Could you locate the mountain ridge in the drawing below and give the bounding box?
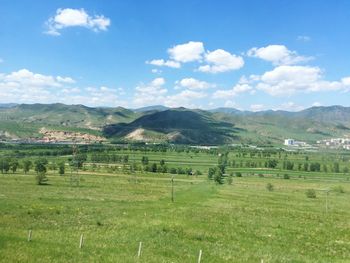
[0,103,349,144]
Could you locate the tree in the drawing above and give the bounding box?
[10,159,19,174]
[141,156,149,165]
[227,175,233,185]
[34,158,48,185]
[0,158,10,174]
[23,160,32,174]
[213,168,223,184]
[208,167,215,179]
[333,162,340,173]
[58,162,65,176]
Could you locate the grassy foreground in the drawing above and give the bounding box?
[0,172,349,262]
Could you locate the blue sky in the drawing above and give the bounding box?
[1,0,350,110]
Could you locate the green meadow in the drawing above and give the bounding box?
[1,166,349,262]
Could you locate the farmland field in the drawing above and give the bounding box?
[0,145,350,262]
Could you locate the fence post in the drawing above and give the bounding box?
[79,234,84,249]
[138,241,142,257]
[27,230,32,242]
[198,249,202,263]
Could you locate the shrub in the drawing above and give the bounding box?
[332,185,345,194]
[283,174,290,179]
[214,169,223,184]
[235,172,242,177]
[258,173,264,178]
[266,183,274,191]
[35,172,48,185]
[226,176,233,185]
[306,189,317,198]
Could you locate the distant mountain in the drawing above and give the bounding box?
[104,108,239,144]
[0,103,350,144]
[0,103,17,108]
[133,105,169,113]
[209,107,243,114]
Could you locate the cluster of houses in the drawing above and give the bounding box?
[317,137,350,150]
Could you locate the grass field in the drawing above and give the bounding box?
[1,170,349,262]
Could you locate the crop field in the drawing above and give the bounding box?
[0,145,350,262]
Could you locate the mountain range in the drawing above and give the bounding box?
[0,103,349,145]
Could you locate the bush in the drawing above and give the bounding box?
[332,185,345,194]
[258,173,264,178]
[283,174,290,179]
[306,189,317,198]
[266,183,274,191]
[235,172,242,177]
[226,176,233,185]
[35,172,48,185]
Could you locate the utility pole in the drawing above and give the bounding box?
[171,176,174,202]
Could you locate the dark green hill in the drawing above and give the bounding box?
[103,108,239,144]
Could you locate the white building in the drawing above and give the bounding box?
[284,139,295,146]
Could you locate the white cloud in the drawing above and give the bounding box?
[250,104,266,112]
[151,69,162,74]
[250,102,305,112]
[341,77,350,86]
[57,76,76,83]
[255,65,348,96]
[224,100,237,108]
[133,77,208,108]
[247,45,311,65]
[176,78,213,90]
[297,35,311,42]
[164,90,207,108]
[198,49,244,73]
[133,78,168,107]
[146,59,180,68]
[168,41,205,63]
[213,83,253,98]
[45,8,111,36]
[0,68,123,106]
[277,102,305,111]
[2,69,63,87]
[312,102,322,107]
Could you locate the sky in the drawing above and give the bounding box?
[1,0,350,111]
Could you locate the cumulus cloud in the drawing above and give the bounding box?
[247,45,311,65]
[168,41,205,63]
[250,104,266,112]
[250,102,305,112]
[198,49,244,73]
[146,59,180,68]
[133,78,168,107]
[164,90,207,108]
[45,8,111,36]
[0,68,122,106]
[176,78,213,90]
[213,84,253,98]
[132,77,208,108]
[255,65,349,96]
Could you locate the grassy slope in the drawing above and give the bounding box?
[0,171,349,262]
[0,104,138,138]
